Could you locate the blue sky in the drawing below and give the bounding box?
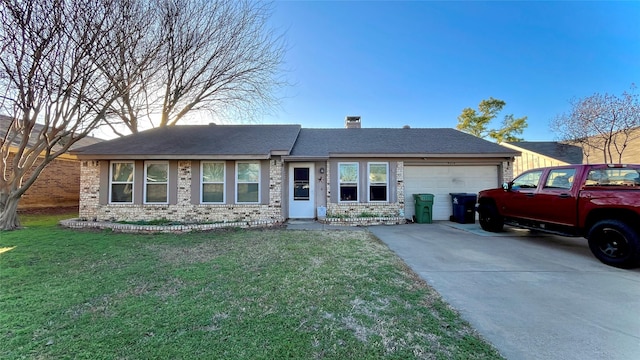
[263,1,640,141]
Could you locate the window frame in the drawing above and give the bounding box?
[143,161,169,204]
[338,162,359,203]
[367,162,389,202]
[109,161,135,204]
[235,161,261,204]
[201,161,226,204]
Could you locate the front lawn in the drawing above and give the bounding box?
[0,214,502,359]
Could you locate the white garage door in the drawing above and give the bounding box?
[404,165,499,221]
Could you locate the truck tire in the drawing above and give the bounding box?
[587,220,640,269]
[478,203,504,232]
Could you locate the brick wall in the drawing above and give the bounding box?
[502,160,515,182]
[324,161,405,225]
[79,159,285,226]
[7,153,80,209]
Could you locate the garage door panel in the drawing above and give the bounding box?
[404,165,499,221]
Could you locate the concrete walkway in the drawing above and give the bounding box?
[368,222,640,360]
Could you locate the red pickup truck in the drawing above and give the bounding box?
[476,164,640,268]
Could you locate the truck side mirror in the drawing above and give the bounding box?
[502,182,511,191]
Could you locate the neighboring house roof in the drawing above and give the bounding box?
[0,114,103,151]
[504,141,584,164]
[288,128,519,159]
[72,124,302,159]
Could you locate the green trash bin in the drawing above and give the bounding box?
[413,194,434,224]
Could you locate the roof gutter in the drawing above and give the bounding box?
[74,154,272,160]
[326,152,521,158]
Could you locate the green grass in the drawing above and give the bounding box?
[0,213,503,359]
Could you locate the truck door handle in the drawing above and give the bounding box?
[558,193,570,198]
[525,193,534,197]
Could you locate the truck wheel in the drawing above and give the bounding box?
[478,203,504,232]
[587,220,640,269]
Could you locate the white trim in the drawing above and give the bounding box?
[109,161,134,204]
[338,162,359,203]
[367,162,389,202]
[235,161,261,204]
[143,161,169,204]
[201,161,226,204]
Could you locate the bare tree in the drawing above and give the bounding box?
[0,0,122,230]
[0,0,287,229]
[94,0,164,136]
[103,0,287,135]
[551,85,640,164]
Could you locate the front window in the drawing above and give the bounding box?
[110,162,134,203]
[202,162,225,203]
[339,162,358,202]
[368,163,388,202]
[144,162,168,203]
[236,162,260,203]
[512,170,543,190]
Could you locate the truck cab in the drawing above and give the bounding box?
[477,164,640,268]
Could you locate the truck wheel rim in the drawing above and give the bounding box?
[597,227,629,259]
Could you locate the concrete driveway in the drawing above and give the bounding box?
[368,222,640,360]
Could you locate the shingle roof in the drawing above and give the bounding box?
[288,128,518,158]
[72,124,302,159]
[504,141,584,164]
[0,115,103,150]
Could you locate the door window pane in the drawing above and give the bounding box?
[545,169,576,189]
[512,170,543,190]
[293,167,310,200]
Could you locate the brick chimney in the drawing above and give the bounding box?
[345,116,361,129]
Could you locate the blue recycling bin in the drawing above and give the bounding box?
[449,193,477,224]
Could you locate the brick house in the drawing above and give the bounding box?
[71,117,518,226]
[0,115,102,210]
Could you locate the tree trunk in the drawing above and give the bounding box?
[0,195,21,231]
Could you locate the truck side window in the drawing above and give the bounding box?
[586,170,608,186]
[622,172,640,186]
[544,169,576,190]
[586,169,640,186]
[512,170,543,190]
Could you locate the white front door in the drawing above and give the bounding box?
[288,163,315,218]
